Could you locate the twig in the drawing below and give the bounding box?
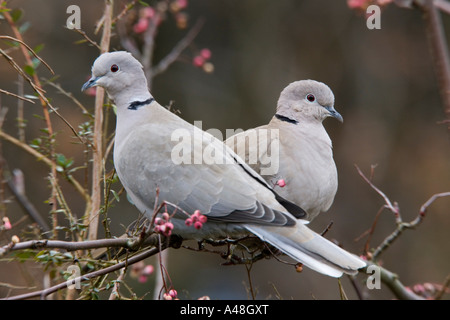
[354,164,398,214]
[150,18,205,78]
[372,191,450,260]
[73,29,101,50]
[0,88,35,104]
[0,233,162,257]
[0,35,55,75]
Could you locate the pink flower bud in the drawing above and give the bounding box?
[133,18,149,34]
[162,212,170,221]
[141,7,155,19]
[138,274,148,283]
[166,222,174,231]
[185,218,193,226]
[198,215,207,224]
[169,289,177,298]
[163,293,173,300]
[3,217,12,230]
[142,265,154,276]
[277,179,286,188]
[200,48,212,60]
[194,221,203,229]
[193,55,205,67]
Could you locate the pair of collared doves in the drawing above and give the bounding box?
[225,80,342,222]
[82,51,365,277]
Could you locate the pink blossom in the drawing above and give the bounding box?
[2,217,11,230]
[200,48,212,60]
[168,289,178,298]
[141,7,155,19]
[177,0,188,10]
[347,0,368,9]
[193,55,205,67]
[133,18,149,34]
[276,179,286,188]
[194,221,203,229]
[142,265,154,276]
[163,293,173,300]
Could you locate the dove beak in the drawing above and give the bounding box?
[324,106,343,123]
[81,76,101,92]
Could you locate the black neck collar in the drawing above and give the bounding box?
[275,113,298,125]
[128,98,155,110]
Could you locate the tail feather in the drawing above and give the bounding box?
[246,223,366,278]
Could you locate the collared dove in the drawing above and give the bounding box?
[226,80,342,222]
[82,51,365,277]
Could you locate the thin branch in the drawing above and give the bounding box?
[0,88,35,104]
[73,29,101,50]
[0,35,55,75]
[354,164,398,214]
[151,18,205,78]
[0,233,162,256]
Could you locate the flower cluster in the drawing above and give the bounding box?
[133,0,189,34]
[192,48,214,73]
[184,210,207,229]
[154,212,174,237]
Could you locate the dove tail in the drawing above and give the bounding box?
[246,223,366,278]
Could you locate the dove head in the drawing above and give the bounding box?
[276,80,343,123]
[82,51,152,105]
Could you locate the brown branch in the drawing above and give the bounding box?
[0,88,35,104]
[87,0,113,241]
[413,0,450,128]
[3,244,164,300]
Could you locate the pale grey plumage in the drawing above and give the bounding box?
[226,80,342,221]
[82,51,365,277]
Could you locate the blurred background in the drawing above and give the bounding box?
[0,0,449,299]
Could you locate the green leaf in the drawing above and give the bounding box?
[18,21,30,34]
[110,189,120,202]
[33,43,44,54]
[23,65,35,76]
[10,8,22,22]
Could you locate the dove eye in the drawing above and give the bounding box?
[306,94,315,102]
[111,64,119,72]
